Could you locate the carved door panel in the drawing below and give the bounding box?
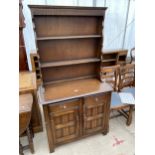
[48,99,80,144]
[83,94,106,135]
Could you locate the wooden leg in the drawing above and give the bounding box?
[29,121,34,138]
[19,140,24,155]
[31,91,43,133]
[102,129,108,135]
[126,105,133,126]
[26,127,35,154]
[102,124,109,135]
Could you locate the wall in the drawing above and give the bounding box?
[22,0,135,70]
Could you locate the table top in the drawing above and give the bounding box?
[19,93,33,113]
[19,71,37,94]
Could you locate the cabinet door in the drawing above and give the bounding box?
[48,99,80,144]
[83,94,107,135]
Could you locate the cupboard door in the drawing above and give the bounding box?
[83,94,106,135]
[48,99,80,144]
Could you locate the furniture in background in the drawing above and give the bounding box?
[100,64,135,126]
[119,63,135,96]
[19,93,34,155]
[119,63,135,125]
[30,53,42,86]
[101,49,128,67]
[19,72,43,133]
[19,0,28,71]
[19,2,43,132]
[29,5,113,153]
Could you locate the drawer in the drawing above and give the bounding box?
[84,93,107,107]
[48,99,81,113]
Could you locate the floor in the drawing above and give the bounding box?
[21,109,135,155]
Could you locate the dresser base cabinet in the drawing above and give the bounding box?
[43,92,111,153]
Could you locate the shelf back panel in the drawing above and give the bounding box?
[38,38,101,62]
[101,61,116,67]
[41,62,100,83]
[34,16,103,37]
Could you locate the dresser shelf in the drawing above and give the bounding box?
[101,59,116,62]
[41,58,100,68]
[37,35,102,41]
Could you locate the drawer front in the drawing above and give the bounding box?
[83,93,108,135]
[84,93,107,107]
[48,99,80,113]
[48,99,81,144]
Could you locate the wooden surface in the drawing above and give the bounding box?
[43,91,111,152]
[41,58,100,68]
[30,53,42,86]
[19,72,37,94]
[19,93,35,153]
[41,63,100,83]
[19,94,33,135]
[19,94,33,113]
[38,39,100,62]
[29,5,107,16]
[39,78,112,104]
[101,50,128,67]
[19,71,43,133]
[37,35,102,40]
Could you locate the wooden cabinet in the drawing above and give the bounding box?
[83,94,107,135]
[48,99,80,144]
[43,91,111,152]
[29,5,112,153]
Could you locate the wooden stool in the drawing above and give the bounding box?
[19,93,34,154]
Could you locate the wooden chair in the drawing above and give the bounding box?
[19,94,34,155]
[119,63,135,97]
[118,63,135,125]
[100,65,134,125]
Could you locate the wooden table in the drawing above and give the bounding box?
[19,94,33,135]
[19,93,34,154]
[19,71,43,133]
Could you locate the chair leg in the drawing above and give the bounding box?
[26,126,34,154]
[126,105,134,126]
[19,140,24,155]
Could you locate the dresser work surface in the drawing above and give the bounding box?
[39,78,112,104]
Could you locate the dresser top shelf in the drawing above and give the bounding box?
[39,78,112,104]
[29,5,107,16]
[29,5,107,10]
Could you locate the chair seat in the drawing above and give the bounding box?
[121,87,135,98]
[111,92,124,108]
